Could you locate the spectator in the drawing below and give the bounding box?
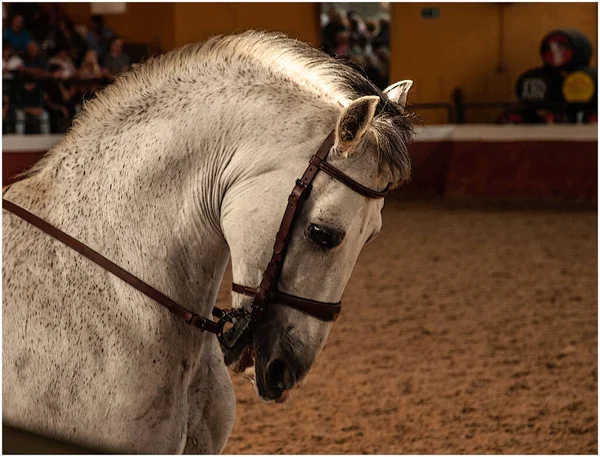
[22,40,48,77]
[347,10,367,42]
[3,85,12,133]
[13,80,50,134]
[85,14,113,58]
[365,18,379,38]
[48,47,76,79]
[322,7,348,55]
[373,15,391,49]
[3,14,31,53]
[78,49,108,96]
[333,28,351,55]
[8,3,41,30]
[34,3,66,45]
[371,47,390,88]
[55,15,87,66]
[45,63,77,132]
[3,41,24,73]
[320,7,391,89]
[102,36,130,76]
[348,34,368,61]
[320,12,329,28]
[79,49,107,79]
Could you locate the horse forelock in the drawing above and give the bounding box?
[27,31,412,183]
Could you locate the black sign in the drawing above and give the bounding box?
[421,7,440,19]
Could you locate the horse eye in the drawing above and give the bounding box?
[308,224,344,249]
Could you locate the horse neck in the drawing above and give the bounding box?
[25,77,337,317]
[26,116,237,317]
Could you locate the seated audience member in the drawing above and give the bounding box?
[333,28,351,55]
[48,47,76,79]
[78,49,108,98]
[31,3,60,44]
[3,14,31,53]
[348,33,369,60]
[22,40,49,77]
[373,15,391,49]
[3,92,12,133]
[365,18,379,38]
[78,49,108,79]
[102,36,130,76]
[347,10,367,45]
[45,63,77,132]
[8,3,40,31]
[371,47,390,89]
[55,15,87,66]
[3,41,24,74]
[320,12,329,28]
[85,14,113,58]
[322,7,348,55]
[13,80,50,134]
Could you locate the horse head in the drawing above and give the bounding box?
[221,79,414,402]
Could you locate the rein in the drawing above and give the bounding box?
[2,130,388,351]
[1,198,238,335]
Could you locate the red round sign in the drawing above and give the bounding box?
[542,34,573,67]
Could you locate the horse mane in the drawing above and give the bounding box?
[31,31,413,184]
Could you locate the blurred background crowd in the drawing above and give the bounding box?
[2,3,131,134]
[320,4,391,89]
[1,2,397,136]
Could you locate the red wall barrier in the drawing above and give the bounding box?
[3,126,597,205]
[3,152,47,186]
[446,141,597,201]
[398,141,453,198]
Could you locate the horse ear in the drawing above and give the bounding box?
[335,95,380,156]
[383,80,413,111]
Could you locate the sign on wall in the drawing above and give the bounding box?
[91,3,127,14]
[421,7,440,19]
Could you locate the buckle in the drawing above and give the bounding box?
[294,179,312,199]
[216,308,251,350]
[295,178,307,188]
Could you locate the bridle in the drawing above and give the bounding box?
[2,129,389,355]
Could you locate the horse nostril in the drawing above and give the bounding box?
[266,358,296,391]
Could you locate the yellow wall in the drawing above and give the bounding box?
[503,3,597,87]
[172,3,318,48]
[390,2,598,123]
[63,2,318,52]
[105,3,175,52]
[63,3,175,52]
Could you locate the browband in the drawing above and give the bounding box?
[309,155,390,199]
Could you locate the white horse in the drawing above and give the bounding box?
[3,31,413,454]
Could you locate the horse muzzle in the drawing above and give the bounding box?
[255,353,300,403]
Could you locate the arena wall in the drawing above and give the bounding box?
[3,126,597,206]
[403,125,597,207]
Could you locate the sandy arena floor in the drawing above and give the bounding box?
[217,200,597,454]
